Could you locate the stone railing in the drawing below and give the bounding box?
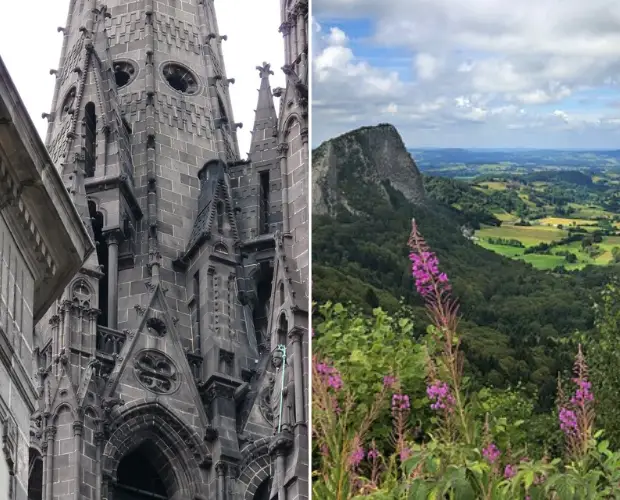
[96,326,127,356]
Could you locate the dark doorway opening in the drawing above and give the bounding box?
[115,444,169,499]
[253,478,272,500]
[27,448,43,500]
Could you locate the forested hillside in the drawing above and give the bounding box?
[312,124,617,405]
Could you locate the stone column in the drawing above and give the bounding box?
[41,440,48,498]
[73,420,83,500]
[269,435,293,500]
[95,432,104,500]
[296,9,304,61]
[105,231,119,329]
[277,143,290,234]
[45,426,56,500]
[280,22,292,65]
[215,462,227,500]
[290,328,305,424]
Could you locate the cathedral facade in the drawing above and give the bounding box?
[24,0,309,499]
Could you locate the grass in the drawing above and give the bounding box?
[494,211,519,222]
[477,224,566,246]
[568,203,615,219]
[477,181,508,191]
[475,222,620,270]
[537,217,597,227]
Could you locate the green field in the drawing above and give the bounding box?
[475,221,620,270]
[476,225,566,246]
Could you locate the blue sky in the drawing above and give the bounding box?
[312,0,620,149]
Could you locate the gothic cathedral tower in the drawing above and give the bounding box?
[29,0,309,499]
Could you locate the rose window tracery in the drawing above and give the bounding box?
[133,350,179,394]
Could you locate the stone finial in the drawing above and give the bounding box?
[256,62,274,79]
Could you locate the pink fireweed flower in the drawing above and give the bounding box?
[426,380,455,412]
[327,373,343,390]
[391,394,410,411]
[504,464,516,479]
[482,443,500,464]
[409,251,450,298]
[408,220,451,299]
[367,448,379,461]
[315,361,343,392]
[350,446,365,468]
[559,407,578,435]
[383,375,397,388]
[330,395,342,415]
[399,447,411,461]
[570,378,594,405]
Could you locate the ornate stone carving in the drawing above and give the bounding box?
[133,349,179,394]
[258,376,276,425]
[146,316,167,336]
[256,62,274,79]
[268,431,293,456]
[204,425,218,442]
[2,414,18,472]
[72,279,92,307]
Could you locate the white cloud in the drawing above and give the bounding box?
[415,53,441,81]
[0,1,284,156]
[312,0,620,147]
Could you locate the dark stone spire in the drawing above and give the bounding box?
[249,62,278,163]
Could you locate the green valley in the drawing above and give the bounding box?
[423,164,620,271]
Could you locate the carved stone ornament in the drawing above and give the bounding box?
[258,376,276,426]
[2,414,18,472]
[133,349,179,394]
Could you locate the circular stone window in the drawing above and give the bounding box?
[133,349,180,394]
[162,63,199,95]
[113,61,137,89]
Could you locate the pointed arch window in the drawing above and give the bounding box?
[27,448,43,500]
[216,201,224,233]
[253,478,272,500]
[84,102,97,178]
[278,313,288,347]
[116,444,169,499]
[279,282,285,306]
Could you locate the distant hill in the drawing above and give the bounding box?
[313,124,616,405]
[408,148,620,178]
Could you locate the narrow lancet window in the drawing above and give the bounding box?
[84,102,97,178]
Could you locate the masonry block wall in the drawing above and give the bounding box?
[0,215,35,500]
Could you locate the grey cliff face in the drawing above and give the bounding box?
[312,123,425,216]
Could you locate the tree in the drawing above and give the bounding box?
[365,287,380,308]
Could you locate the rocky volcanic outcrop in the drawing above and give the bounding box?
[312,123,425,216]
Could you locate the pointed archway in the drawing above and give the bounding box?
[114,441,170,499]
[253,478,271,500]
[102,401,209,500]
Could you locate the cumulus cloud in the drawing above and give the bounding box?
[312,0,620,148]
